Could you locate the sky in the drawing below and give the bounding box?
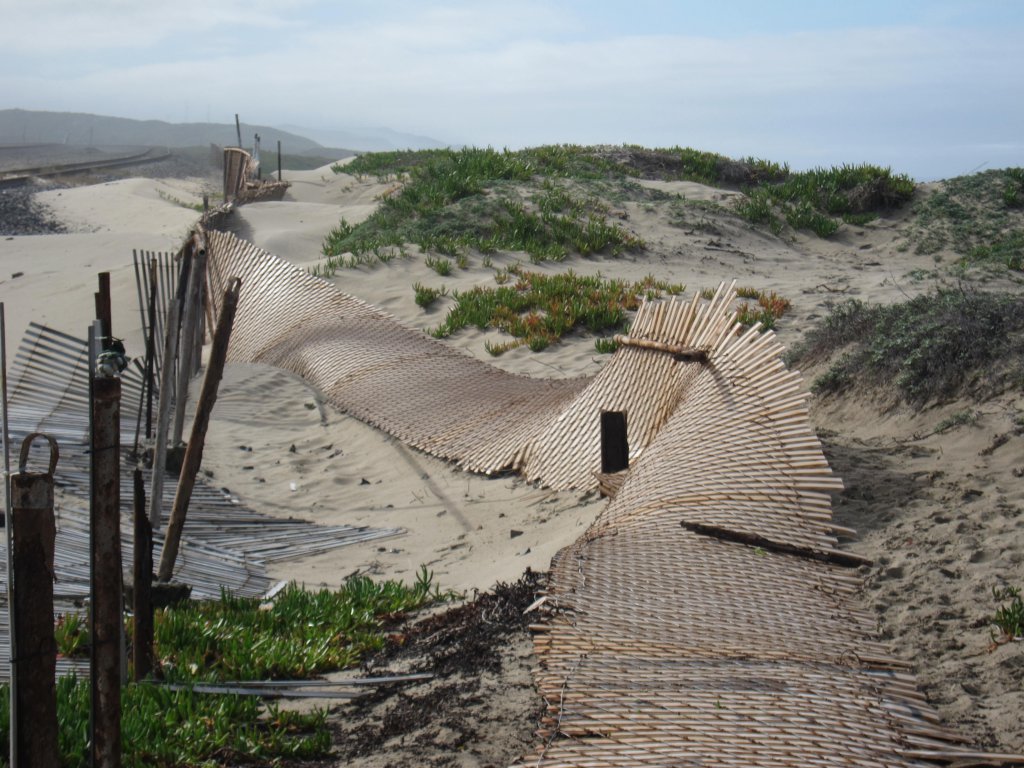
[1,0,1021,180]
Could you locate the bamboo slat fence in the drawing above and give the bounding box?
[200,228,1021,766]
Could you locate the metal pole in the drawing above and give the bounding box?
[90,367,122,768]
[2,303,18,768]
[235,113,242,148]
[158,277,241,582]
[11,433,60,768]
[277,140,282,181]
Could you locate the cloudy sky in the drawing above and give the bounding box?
[1,0,1021,180]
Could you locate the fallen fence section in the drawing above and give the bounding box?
[206,229,588,479]
[0,322,402,681]
[514,299,1018,764]
[201,229,1020,765]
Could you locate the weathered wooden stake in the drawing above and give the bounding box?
[132,469,153,681]
[149,245,192,531]
[90,375,122,768]
[172,237,207,447]
[11,433,60,768]
[95,272,112,345]
[158,277,241,582]
[144,258,158,439]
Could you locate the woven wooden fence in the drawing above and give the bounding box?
[202,228,1020,766]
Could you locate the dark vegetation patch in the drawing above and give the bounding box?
[906,168,1024,270]
[0,186,66,235]
[790,288,1024,405]
[331,571,546,767]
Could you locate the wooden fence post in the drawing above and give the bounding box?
[158,277,241,582]
[172,238,207,447]
[149,244,193,531]
[10,433,60,768]
[132,469,153,680]
[90,374,122,768]
[95,272,111,345]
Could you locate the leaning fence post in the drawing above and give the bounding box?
[90,366,122,768]
[10,433,60,768]
[158,277,241,582]
[172,236,207,447]
[149,245,191,531]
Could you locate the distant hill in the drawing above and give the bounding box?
[0,109,448,156]
[279,124,448,153]
[0,109,327,153]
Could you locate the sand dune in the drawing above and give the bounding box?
[1,160,1021,756]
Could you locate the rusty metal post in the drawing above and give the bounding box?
[90,373,122,768]
[10,435,60,768]
[1,303,14,768]
[132,468,153,680]
[158,277,241,582]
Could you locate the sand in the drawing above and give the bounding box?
[1,161,1021,756]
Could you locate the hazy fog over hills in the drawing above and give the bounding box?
[0,109,448,154]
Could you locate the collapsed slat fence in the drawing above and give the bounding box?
[201,229,1020,766]
[0,321,403,681]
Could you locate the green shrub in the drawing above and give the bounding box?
[793,289,1024,404]
[906,169,1024,270]
[413,282,448,308]
[735,163,914,239]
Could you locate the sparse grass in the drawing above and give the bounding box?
[697,286,791,330]
[991,585,1023,642]
[792,288,1024,404]
[734,290,792,330]
[413,282,448,308]
[0,570,455,765]
[430,267,684,354]
[425,255,453,276]
[935,408,979,433]
[594,337,619,354]
[157,189,206,212]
